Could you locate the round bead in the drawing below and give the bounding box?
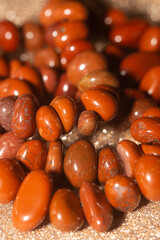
[63,139,97,188]
[49,188,84,231]
[105,175,141,212]
[67,50,108,86]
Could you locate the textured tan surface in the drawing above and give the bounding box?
[0,0,160,239]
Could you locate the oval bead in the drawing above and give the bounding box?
[116,140,143,178]
[77,110,98,136]
[0,96,16,132]
[45,21,88,50]
[12,170,53,231]
[78,70,119,91]
[109,19,149,48]
[0,57,8,78]
[16,140,47,171]
[36,105,62,142]
[49,188,84,231]
[104,8,127,27]
[0,158,25,204]
[80,89,118,121]
[45,141,63,174]
[141,144,160,156]
[0,78,34,98]
[80,182,113,232]
[67,50,107,86]
[64,139,97,188]
[50,96,77,133]
[139,26,160,52]
[130,117,160,143]
[105,175,141,212]
[98,148,119,184]
[134,155,160,201]
[120,52,160,81]
[0,132,25,159]
[12,94,39,139]
[139,65,160,101]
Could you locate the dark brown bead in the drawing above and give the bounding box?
[77,110,98,136]
[49,188,84,231]
[98,148,119,184]
[80,182,113,232]
[105,175,141,212]
[0,96,16,132]
[63,139,97,188]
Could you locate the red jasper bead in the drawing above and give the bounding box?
[141,143,160,156]
[0,132,25,159]
[104,8,127,27]
[45,141,63,174]
[77,110,98,136]
[64,139,97,188]
[81,88,118,121]
[67,50,108,86]
[36,105,62,142]
[34,47,60,69]
[40,0,87,27]
[0,20,19,52]
[49,188,84,231]
[105,175,141,212]
[128,98,157,123]
[0,158,25,204]
[142,107,160,118]
[0,78,34,98]
[12,94,39,139]
[60,40,94,69]
[12,170,53,231]
[98,148,119,184]
[54,73,77,98]
[80,182,113,232]
[40,66,58,95]
[109,19,149,49]
[134,155,160,201]
[139,65,160,102]
[139,26,160,52]
[116,140,143,178]
[0,96,16,132]
[22,22,44,51]
[16,140,47,170]
[45,21,89,50]
[50,96,77,133]
[130,117,160,143]
[120,52,160,81]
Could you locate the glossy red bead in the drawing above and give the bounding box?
[141,143,160,156]
[80,182,113,232]
[104,8,127,27]
[40,66,58,95]
[134,155,160,201]
[16,140,47,170]
[130,117,160,143]
[142,107,160,118]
